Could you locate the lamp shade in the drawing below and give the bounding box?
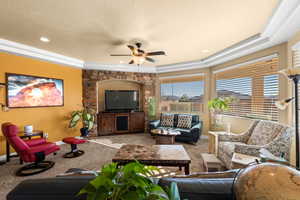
[278,68,300,78]
[275,100,288,110]
[274,97,294,110]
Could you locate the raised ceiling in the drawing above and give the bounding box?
[0,0,278,66]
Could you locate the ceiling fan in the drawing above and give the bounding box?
[110,42,166,65]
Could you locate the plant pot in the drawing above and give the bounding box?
[211,113,225,131]
[80,127,89,137]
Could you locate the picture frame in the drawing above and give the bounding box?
[5,73,64,108]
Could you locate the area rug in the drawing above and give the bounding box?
[0,133,208,199]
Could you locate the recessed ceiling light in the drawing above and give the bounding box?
[40,37,50,43]
[202,49,210,53]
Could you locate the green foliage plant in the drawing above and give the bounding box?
[78,161,181,200]
[208,97,234,114]
[69,109,95,131]
[148,97,156,121]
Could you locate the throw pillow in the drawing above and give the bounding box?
[161,114,174,127]
[177,115,192,129]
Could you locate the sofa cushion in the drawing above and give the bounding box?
[247,121,284,145]
[175,128,191,133]
[177,115,192,129]
[161,113,174,127]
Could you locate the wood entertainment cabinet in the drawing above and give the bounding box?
[98,112,145,135]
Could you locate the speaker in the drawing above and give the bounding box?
[116,116,128,131]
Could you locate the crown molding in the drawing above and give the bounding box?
[1,0,299,73]
[159,73,204,79]
[156,0,300,73]
[0,39,84,68]
[212,53,278,74]
[84,62,157,73]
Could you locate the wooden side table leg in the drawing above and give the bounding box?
[184,164,190,175]
[6,140,10,162]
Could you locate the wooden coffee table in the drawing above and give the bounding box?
[151,129,180,144]
[112,144,191,175]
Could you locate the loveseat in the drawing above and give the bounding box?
[217,120,293,169]
[7,170,237,200]
[149,113,203,144]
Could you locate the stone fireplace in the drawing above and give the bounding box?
[82,70,158,136]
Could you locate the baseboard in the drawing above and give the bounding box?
[55,141,65,145]
[0,152,17,162]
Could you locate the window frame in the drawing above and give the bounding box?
[214,57,280,121]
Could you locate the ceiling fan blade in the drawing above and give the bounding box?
[145,57,155,63]
[110,54,131,56]
[146,51,166,56]
[127,45,135,51]
[137,49,145,54]
[129,60,134,64]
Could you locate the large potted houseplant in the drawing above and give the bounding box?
[78,161,180,200]
[69,109,95,137]
[208,97,233,129]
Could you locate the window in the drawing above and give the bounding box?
[160,80,204,113]
[294,49,300,68]
[215,57,279,121]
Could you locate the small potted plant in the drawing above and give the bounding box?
[78,161,180,200]
[208,97,234,129]
[148,97,156,121]
[69,109,95,137]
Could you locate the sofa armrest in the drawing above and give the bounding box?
[234,143,262,157]
[218,120,259,143]
[191,122,200,130]
[24,138,47,147]
[218,133,245,142]
[149,120,160,129]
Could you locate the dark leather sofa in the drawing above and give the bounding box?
[7,170,236,200]
[149,114,203,144]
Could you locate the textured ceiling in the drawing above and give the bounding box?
[0,0,279,66]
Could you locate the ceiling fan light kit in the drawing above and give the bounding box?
[110,42,166,65]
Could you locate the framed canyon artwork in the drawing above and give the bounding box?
[6,73,64,108]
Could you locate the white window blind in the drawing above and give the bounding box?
[215,57,279,121]
[160,75,204,113]
[294,50,300,68]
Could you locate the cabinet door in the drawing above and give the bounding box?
[100,115,115,135]
[130,112,145,132]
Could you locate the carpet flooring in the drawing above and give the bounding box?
[0,133,208,199]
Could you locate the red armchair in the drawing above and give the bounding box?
[1,123,60,176]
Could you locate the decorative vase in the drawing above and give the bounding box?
[80,127,89,137]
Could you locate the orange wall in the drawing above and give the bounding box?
[0,52,82,155]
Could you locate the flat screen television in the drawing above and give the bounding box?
[105,90,139,111]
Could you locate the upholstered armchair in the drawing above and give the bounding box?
[217,120,293,169]
[2,123,60,176]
